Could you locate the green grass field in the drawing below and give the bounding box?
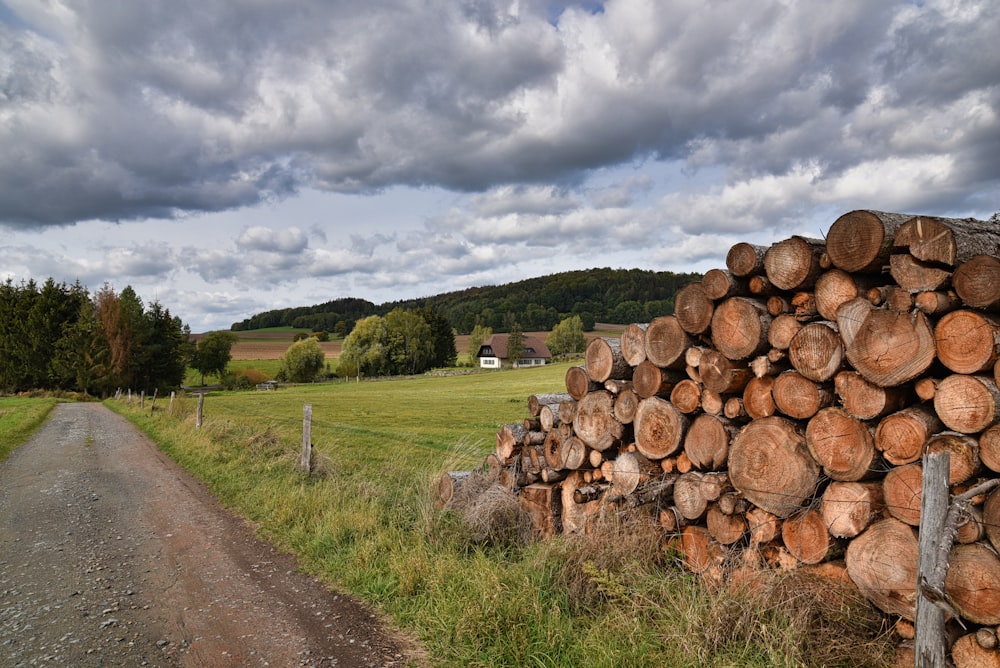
[0,397,60,462]
[101,363,894,667]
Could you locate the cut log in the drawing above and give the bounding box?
[700,388,723,416]
[894,214,1000,266]
[845,517,919,620]
[787,321,843,382]
[838,300,937,387]
[523,430,545,446]
[558,399,577,425]
[980,423,1000,474]
[634,396,688,460]
[820,481,884,539]
[883,463,923,526]
[701,268,746,300]
[834,370,910,421]
[945,543,1000,625]
[565,365,600,400]
[935,310,1000,375]
[726,242,767,277]
[643,315,691,369]
[518,483,562,539]
[766,293,790,316]
[542,428,565,470]
[437,470,473,507]
[934,374,1000,434]
[528,393,572,416]
[573,390,625,452]
[683,413,735,470]
[772,370,834,420]
[915,289,962,316]
[742,376,777,419]
[781,508,835,565]
[875,405,943,466]
[805,407,877,481]
[612,387,640,424]
[496,423,527,461]
[710,297,771,361]
[723,396,747,420]
[706,504,746,545]
[539,403,561,432]
[679,525,726,576]
[790,291,819,321]
[750,354,786,378]
[620,323,649,367]
[747,507,781,546]
[612,451,661,496]
[890,253,952,292]
[825,210,912,273]
[951,633,1000,668]
[558,436,591,471]
[984,488,1000,554]
[954,255,1000,310]
[674,471,711,520]
[699,349,753,395]
[924,431,981,485]
[768,313,803,350]
[955,506,985,544]
[632,360,682,398]
[603,379,631,395]
[674,282,714,335]
[585,337,632,383]
[764,236,826,291]
[814,269,875,321]
[669,379,703,414]
[728,416,820,518]
[560,471,603,534]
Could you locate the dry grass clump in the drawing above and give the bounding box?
[439,470,534,550]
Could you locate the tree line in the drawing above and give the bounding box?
[0,278,189,396]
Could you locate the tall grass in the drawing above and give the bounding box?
[0,397,60,461]
[108,364,895,667]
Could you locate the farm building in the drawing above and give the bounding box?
[476,334,552,369]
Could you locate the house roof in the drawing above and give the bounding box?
[477,334,552,359]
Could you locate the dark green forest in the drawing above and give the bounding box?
[231,268,700,334]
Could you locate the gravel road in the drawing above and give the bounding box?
[0,402,416,667]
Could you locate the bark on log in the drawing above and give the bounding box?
[620,323,649,367]
[820,481,884,539]
[845,517,919,620]
[684,413,735,471]
[728,416,820,518]
[565,365,600,400]
[894,214,1000,267]
[945,543,1000,625]
[915,289,962,316]
[768,313,803,350]
[632,360,682,398]
[772,370,834,420]
[838,299,937,387]
[586,337,632,383]
[742,376,777,420]
[573,390,625,452]
[674,282,715,335]
[764,236,826,291]
[699,349,753,395]
[883,463,923,526]
[935,310,1000,375]
[634,396,688,460]
[644,315,691,369]
[788,321,843,382]
[954,255,1000,310]
[925,431,982,485]
[669,379,703,414]
[806,407,877,481]
[702,268,746,300]
[826,210,913,273]
[782,508,835,565]
[496,423,528,461]
[612,387,640,424]
[711,297,771,361]
[518,483,562,539]
[934,374,1000,434]
[529,393,573,416]
[834,370,910,421]
[727,242,767,277]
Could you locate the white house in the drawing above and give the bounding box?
[476,334,552,369]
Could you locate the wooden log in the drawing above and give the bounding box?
[539,403,561,432]
[772,370,833,420]
[573,390,625,452]
[700,388,723,416]
[890,253,952,292]
[706,504,746,545]
[790,291,819,321]
[558,436,591,471]
[710,297,771,361]
[716,490,747,516]
[723,396,747,420]
[945,543,1000,625]
[875,405,944,466]
[837,298,937,387]
[984,488,1000,554]
[924,431,982,485]
[523,430,546,446]
[643,315,691,369]
[634,396,688,460]
[518,483,562,539]
[565,365,599,400]
[437,470,473,507]
[560,471,603,534]
[684,413,735,470]
[496,423,527,461]
[585,337,632,383]
[750,354,785,378]
[764,236,826,291]
[674,472,711,521]
[936,310,1000,375]
[951,633,1000,668]
[834,370,909,421]
[528,393,572,416]
[805,407,877,481]
[765,293,790,316]
[826,209,912,273]
[915,290,962,316]
[742,376,777,420]
[726,242,767,277]
[699,349,753,395]
[787,321,843,382]
[935,374,1000,434]
[915,377,939,401]
[814,268,877,321]
[768,313,803,350]
[980,423,1000,474]
[612,387,640,425]
[620,323,649,367]
[954,255,1000,310]
[632,360,682,398]
[674,282,714,335]
[883,462,924,526]
[603,379,631,395]
[894,214,1000,266]
[747,507,781,546]
[543,428,565,470]
[845,517,919,620]
[781,508,835,565]
[558,399,577,425]
[728,416,820,518]
[679,525,726,577]
[702,268,746,300]
[612,451,661,496]
[669,378,703,414]
[955,506,985,544]
[820,481,884,539]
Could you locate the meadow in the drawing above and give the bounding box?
[0,397,60,462]
[102,360,894,667]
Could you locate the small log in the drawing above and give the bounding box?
[845,517,919,620]
[934,374,1000,434]
[764,236,826,291]
[915,377,939,401]
[684,413,735,471]
[772,370,834,420]
[674,282,714,335]
[565,365,600,400]
[585,337,632,383]
[820,481,884,539]
[700,388,724,416]
[437,470,473,507]
[955,506,985,544]
[612,450,661,496]
[790,291,819,321]
[979,423,1000,474]
[924,431,982,485]
[781,508,835,565]
[915,290,962,316]
[935,310,1000,375]
[951,633,1000,668]
[603,379,632,395]
[632,360,682,398]
[814,268,876,321]
[706,504,746,545]
[875,405,943,467]
[766,293,791,315]
[787,321,843,383]
[523,430,546,446]
[669,378,703,414]
[838,299,937,387]
[834,370,910,421]
[612,387,640,425]
[728,416,820,518]
[945,543,1000,625]
[543,428,565,470]
[573,390,625,452]
[643,315,691,369]
[620,323,649,367]
[768,313,803,350]
[747,507,781,546]
[825,209,912,273]
[559,436,591,471]
[561,471,604,534]
[528,393,573,416]
[634,396,688,460]
[699,349,753,394]
[883,462,923,526]
[805,407,878,481]
[701,268,746,300]
[726,242,767,277]
[750,354,785,378]
[710,297,772,361]
[496,423,527,461]
[539,403,561,432]
[742,376,777,419]
[674,472,711,520]
[954,255,1000,310]
[558,399,577,425]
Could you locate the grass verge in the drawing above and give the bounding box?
[0,396,61,462]
[106,364,896,667]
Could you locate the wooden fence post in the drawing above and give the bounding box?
[299,404,312,473]
[915,450,950,667]
[169,391,175,414]
[196,393,205,428]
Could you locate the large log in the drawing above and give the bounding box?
[833,370,910,421]
[820,481,884,539]
[875,405,943,466]
[845,517,919,620]
[772,370,834,420]
[565,365,600,400]
[825,210,913,273]
[805,407,877,482]
[935,310,1000,375]
[643,315,691,369]
[764,236,826,291]
[883,463,923,526]
[585,337,632,383]
[837,298,937,387]
[787,321,843,383]
[945,543,1000,625]
[620,323,649,367]
[683,414,736,471]
[728,416,820,518]
[573,391,625,452]
[632,360,682,398]
[894,214,1000,266]
[954,255,1000,310]
[742,375,777,419]
[934,374,1000,434]
[701,268,746,300]
[726,242,767,277]
[781,508,835,565]
[710,297,771,361]
[634,396,688,460]
[674,282,714,335]
[669,378,703,414]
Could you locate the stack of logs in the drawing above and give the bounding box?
[440,209,1000,667]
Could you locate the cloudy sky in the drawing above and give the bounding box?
[1,0,997,332]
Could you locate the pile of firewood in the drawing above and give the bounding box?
[439,209,1000,666]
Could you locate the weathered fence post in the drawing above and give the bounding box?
[150,388,157,412]
[915,450,950,667]
[169,391,175,414]
[196,393,205,428]
[299,404,312,473]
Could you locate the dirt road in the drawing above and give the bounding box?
[0,403,415,667]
